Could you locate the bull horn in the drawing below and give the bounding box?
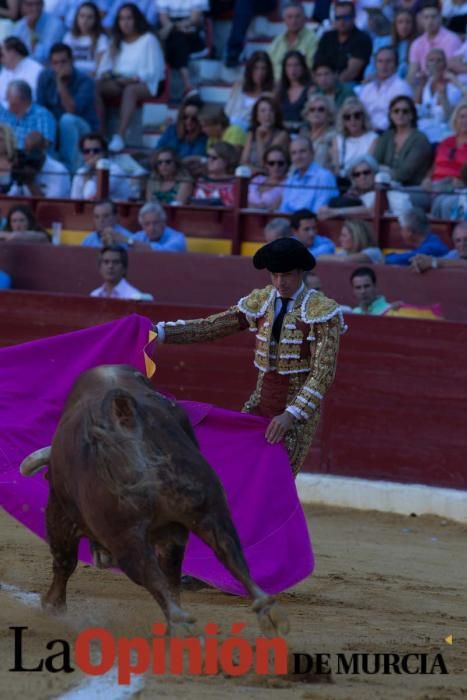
[20,446,52,476]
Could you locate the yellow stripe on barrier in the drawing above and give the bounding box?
[186,238,231,254]
[240,242,263,257]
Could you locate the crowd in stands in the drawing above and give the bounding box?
[0,0,466,304]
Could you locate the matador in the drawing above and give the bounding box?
[155,238,345,476]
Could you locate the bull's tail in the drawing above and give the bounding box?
[20,446,51,476]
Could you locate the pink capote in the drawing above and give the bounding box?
[0,314,313,595]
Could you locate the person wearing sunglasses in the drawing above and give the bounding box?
[300,94,336,172]
[318,154,381,221]
[331,97,377,178]
[372,95,432,186]
[248,145,289,211]
[70,132,131,200]
[146,147,193,205]
[192,141,238,207]
[313,0,372,84]
[158,95,208,159]
[359,47,413,132]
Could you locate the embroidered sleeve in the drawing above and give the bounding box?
[155,307,249,344]
[286,316,341,421]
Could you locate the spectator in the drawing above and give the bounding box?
[199,105,246,152]
[63,2,109,76]
[385,207,449,265]
[157,95,207,159]
[279,136,338,213]
[225,51,275,131]
[37,43,98,172]
[310,59,354,110]
[448,38,467,81]
[146,147,193,205]
[358,47,413,132]
[408,0,462,86]
[350,266,392,315]
[318,154,378,219]
[313,1,372,84]
[263,217,292,243]
[0,269,12,288]
[97,3,164,153]
[8,130,70,197]
[372,95,432,186]
[70,132,131,200]
[101,0,157,31]
[156,0,208,97]
[0,0,20,41]
[0,37,42,107]
[0,203,50,243]
[12,0,65,64]
[131,201,187,252]
[275,50,311,135]
[411,221,467,272]
[290,208,335,257]
[0,80,55,147]
[331,97,377,178]
[364,9,416,81]
[268,2,318,81]
[303,270,321,290]
[299,94,336,171]
[321,219,383,264]
[431,160,467,221]
[429,101,467,187]
[415,48,464,144]
[81,199,131,246]
[224,0,277,69]
[247,144,289,211]
[90,244,153,300]
[241,95,289,172]
[0,124,16,193]
[442,0,467,34]
[192,141,238,206]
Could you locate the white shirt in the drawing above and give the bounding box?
[97,33,164,96]
[71,161,131,201]
[155,0,209,17]
[358,74,413,131]
[63,32,109,75]
[7,154,71,198]
[90,278,153,300]
[0,56,43,108]
[335,132,378,176]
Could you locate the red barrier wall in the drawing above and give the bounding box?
[1,291,466,491]
[1,245,466,321]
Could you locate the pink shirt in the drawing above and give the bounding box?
[409,27,462,71]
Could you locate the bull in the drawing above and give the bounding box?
[20,365,289,636]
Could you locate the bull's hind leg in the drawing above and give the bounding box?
[43,491,80,613]
[154,523,189,604]
[193,511,289,636]
[113,533,196,635]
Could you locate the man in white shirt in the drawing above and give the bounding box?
[0,37,43,108]
[358,47,412,131]
[90,244,153,300]
[7,130,71,197]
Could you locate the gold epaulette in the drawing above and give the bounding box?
[237,286,275,319]
[301,291,347,332]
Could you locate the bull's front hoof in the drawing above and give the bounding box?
[257,601,290,637]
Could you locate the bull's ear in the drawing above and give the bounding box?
[111,395,138,431]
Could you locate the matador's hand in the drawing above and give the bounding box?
[265,411,295,444]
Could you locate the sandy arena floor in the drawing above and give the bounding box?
[0,504,465,700]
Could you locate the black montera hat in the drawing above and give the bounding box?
[253,237,316,273]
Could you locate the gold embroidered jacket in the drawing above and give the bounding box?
[159,285,345,422]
